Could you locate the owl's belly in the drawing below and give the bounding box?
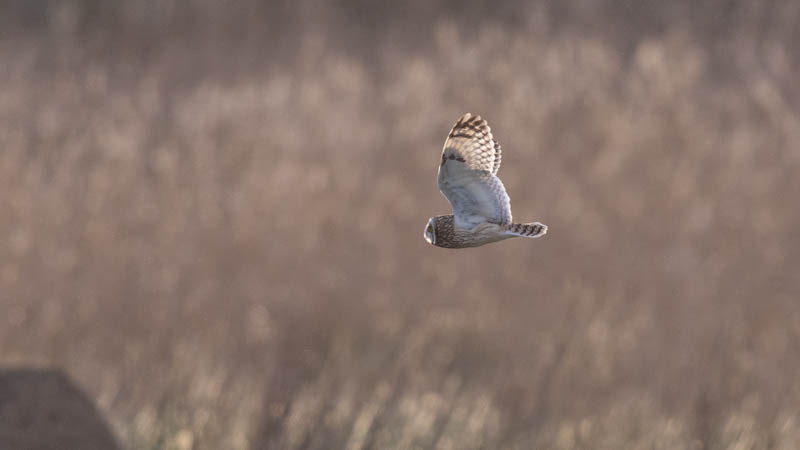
[452,223,512,248]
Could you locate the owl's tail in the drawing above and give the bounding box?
[505,222,548,238]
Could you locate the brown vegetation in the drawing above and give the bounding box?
[1,1,799,448]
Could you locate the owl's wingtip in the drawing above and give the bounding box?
[454,113,489,129]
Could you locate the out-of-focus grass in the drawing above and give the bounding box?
[1,1,799,449]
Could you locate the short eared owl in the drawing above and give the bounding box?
[424,113,547,248]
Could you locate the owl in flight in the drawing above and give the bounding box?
[424,113,547,248]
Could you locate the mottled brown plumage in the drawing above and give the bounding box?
[425,214,512,248]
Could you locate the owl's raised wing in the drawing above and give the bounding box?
[437,113,512,230]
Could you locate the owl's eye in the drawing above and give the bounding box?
[423,220,436,245]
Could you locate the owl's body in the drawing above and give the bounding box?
[424,113,547,249]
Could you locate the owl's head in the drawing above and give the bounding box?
[423,217,437,245]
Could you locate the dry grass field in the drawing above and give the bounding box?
[1,1,799,449]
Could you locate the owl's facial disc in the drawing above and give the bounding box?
[424,218,436,245]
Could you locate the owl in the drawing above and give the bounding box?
[424,113,547,248]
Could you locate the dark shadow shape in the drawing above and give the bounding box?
[0,368,120,450]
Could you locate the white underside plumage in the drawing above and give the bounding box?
[437,155,511,230]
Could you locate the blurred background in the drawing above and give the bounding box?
[1,1,799,449]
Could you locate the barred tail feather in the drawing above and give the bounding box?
[505,222,547,238]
